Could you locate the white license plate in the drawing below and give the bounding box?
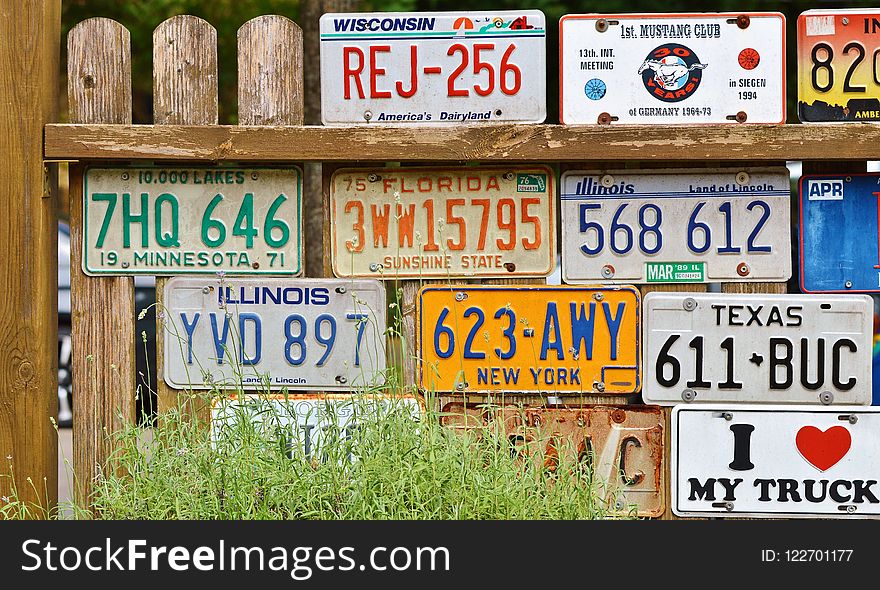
[560,13,786,124]
[83,167,302,275]
[560,168,791,283]
[330,166,555,278]
[644,293,873,406]
[320,11,546,125]
[163,277,387,391]
[673,405,880,518]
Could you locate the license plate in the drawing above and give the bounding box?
[440,403,665,517]
[163,277,387,391]
[799,174,880,292]
[83,167,302,275]
[673,405,880,518]
[798,10,880,122]
[418,286,640,394]
[330,167,555,279]
[644,293,873,406]
[320,11,546,125]
[561,168,791,284]
[559,13,786,124]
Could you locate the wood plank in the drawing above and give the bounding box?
[44,123,880,163]
[67,16,136,510]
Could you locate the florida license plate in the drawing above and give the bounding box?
[417,286,640,394]
[330,167,555,279]
[643,293,873,406]
[320,11,546,125]
[559,13,786,124]
[83,167,302,276]
[561,168,791,284]
[163,277,387,391]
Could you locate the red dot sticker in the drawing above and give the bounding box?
[738,48,760,70]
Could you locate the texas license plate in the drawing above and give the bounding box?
[330,167,555,279]
[561,168,791,284]
[798,10,880,122]
[163,277,387,391]
[673,405,880,518]
[644,293,873,406]
[441,403,665,517]
[799,174,880,292]
[559,13,786,124]
[417,286,640,394]
[83,167,302,275]
[320,11,546,125]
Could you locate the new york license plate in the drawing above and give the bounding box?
[163,277,387,391]
[417,286,640,394]
[559,13,786,124]
[83,167,302,275]
[561,168,791,284]
[320,11,546,125]
[330,167,555,279]
[643,293,873,406]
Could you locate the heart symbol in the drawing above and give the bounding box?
[795,426,851,472]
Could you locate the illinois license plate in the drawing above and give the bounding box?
[441,403,665,517]
[330,167,555,279]
[83,167,302,275]
[798,10,880,122]
[561,168,791,284]
[799,174,880,292]
[163,277,387,391]
[644,293,873,406]
[418,286,640,394]
[559,13,786,124]
[320,11,546,125]
[673,405,880,518]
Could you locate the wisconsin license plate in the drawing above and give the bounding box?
[320,11,546,125]
[673,405,880,518]
[418,286,640,394]
[561,168,791,284]
[560,13,786,124]
[83,167,302,275]
[799,174,880,292]
[441,403,665,517]
[644,293,873,406]
[330,167,555,279]
[163,277,387,391]
[798,10,880,122]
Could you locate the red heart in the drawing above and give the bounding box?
[795,426,851,472]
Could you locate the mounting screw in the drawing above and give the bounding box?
[335,375,347,384]
[611,408,625,423]
[363,110,373,121]
[842,17,850,25]
[202,286,210,294]
[593,292,605,301]
[735,111,748,123]
[121,262,130,268]
[725,501,735,512]
[455,382,468,391]
[503,172,514,181]
[367,173,380,182]
[369,263,380,272]
[597,112,613,125]
[614,499,625,511]
[683,297,697,311]
[737,262,750,277]
[722,412,733,421]
[335,286,347,294]
[845,176,852,182]
[252,262,260,269]
[601,264,615,279]
[600,174,615,187]
[735,171,750,185]
[819,391,834,405]
[595,18,608,32]
[845,280,853,289]
[849,415,859,425]
[455,291,468,302]
[494,109,503,117]
[596,382,606,393]
[682,388,696,402]
[736,15,750,29]
[846,505,857,513]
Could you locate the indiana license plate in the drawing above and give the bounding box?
[330,167,555,279]
[320,11,546,125]
[560,168,791,284]
[559,13,786,124]
[163,277,387,391]
[643,293,873,406]
[83,167,302,275]
[417,285,640,394]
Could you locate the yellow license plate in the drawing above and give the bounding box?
[417,285,641,394]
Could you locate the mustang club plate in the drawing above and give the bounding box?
[559,12,786,124]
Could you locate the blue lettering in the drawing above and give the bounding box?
[477,367,489,385]
[180,312,200,364]
[210,313,231,365]
[540,302,564,361]
[502,367,519,385]
[239,313,262,366]
[570,302,596,360]
[603,302,626,361]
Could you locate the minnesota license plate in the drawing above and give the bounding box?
[644,293,873,406]
[320,11,546,125]
[417,286,640,394]
[673,405,880,518]
[799,174,880,292]
[83,167,302,275]
[798,10,880,122]
[163,277,387,391]
[441,403,665,517]
[559,13,786,124]
[330,167,555,279]
[561,168,791,284]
